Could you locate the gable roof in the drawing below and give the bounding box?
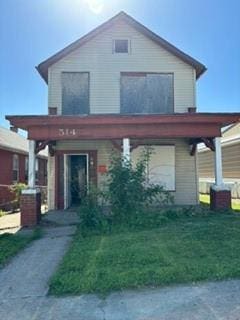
[37,11,206,83]
[0,126,48,158]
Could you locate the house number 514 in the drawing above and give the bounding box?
[59,128,76,136]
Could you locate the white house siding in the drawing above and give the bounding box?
[198,144,240,179]
[48,138,198,208]
[222,123,240,139]
[48,20,195,114]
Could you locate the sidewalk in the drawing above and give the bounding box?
[0,212,20,234]
[0,210,240,319]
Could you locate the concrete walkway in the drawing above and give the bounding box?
[1,210,240,319]
[1,278,240,319]
[0,212,20,234]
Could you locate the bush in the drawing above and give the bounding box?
[79,149,173,233]
[106,149,173,221]
[9,183,27,210]
[79,187,110,234]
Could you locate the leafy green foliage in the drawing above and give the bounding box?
[9,183,27,209]
[79,150,173,233]
[79,187,110,234]
[0,210,7,217]
[106,150,173,220]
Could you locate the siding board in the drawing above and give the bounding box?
[48,21,195,114]
[198,144,240,179]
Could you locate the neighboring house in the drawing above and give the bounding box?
[6,11,240,214]
[198,123,240,198]
[0,126,48,210]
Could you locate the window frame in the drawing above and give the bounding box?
[25,156,28,183]
[12,154,19,183]
[120,72,174,114]
[113,39,130,54]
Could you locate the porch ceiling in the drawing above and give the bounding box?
[6,113,240,141]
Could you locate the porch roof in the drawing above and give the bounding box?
[5,113,240,141]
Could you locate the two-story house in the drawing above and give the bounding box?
[6,12,240,225]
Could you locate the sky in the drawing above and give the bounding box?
[0,0,240,129]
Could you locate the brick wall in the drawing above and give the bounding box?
[210,188,231,210]
[20,191,41,226]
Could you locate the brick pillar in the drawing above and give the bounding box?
[210,187,231,210]
[20,189,41,227]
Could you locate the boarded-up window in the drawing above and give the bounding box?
[62,72,89,115]
[132,146,175,191]
[121,73,174,114]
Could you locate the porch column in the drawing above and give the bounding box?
[28,140,36,188]
[123,138,130,164]
[20,139,41,226]
[214,137,224,187]
[210,137,231,210]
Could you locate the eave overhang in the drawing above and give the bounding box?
[36,11,206,83]
[5,113,240,141]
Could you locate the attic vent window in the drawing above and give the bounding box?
[114,39,129,53]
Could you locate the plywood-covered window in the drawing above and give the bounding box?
[62,72,89,115]
[121,73,174,114]
[132,146,175,191]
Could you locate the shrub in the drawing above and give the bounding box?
[106,149,173,221]
[79,149,173,233]
[9,183,27,210]
[79,187,109,234]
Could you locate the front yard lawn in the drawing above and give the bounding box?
[49,212,240,295]
[0,229,41,267]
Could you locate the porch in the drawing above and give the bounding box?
[5,113,240,226]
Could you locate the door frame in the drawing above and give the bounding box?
[63,153,89,209]
[55,149,97,210]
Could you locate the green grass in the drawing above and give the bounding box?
[0,210,7,217]
[200,193,240,211]
[0,228,42,267]
[49,211,240,295]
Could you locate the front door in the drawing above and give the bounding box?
[64,154,88,208]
